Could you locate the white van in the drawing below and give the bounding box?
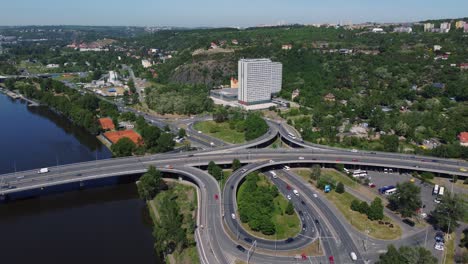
[37,168,49,174]
[350,252,357,261]
[270,171,277,178]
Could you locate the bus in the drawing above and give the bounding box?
[379,185,396,194]
[384,188,397,195]
[438,186,444,196]
[353,169,368,178]
[433,185,439,195]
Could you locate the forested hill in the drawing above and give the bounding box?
[142,23,468,158]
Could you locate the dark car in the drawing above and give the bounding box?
[236,245,246,252]
[301,200,306,205]
[285,237,294,243]
[244,237,253,244]
[302,224,307,230]
[298,210,303,216]
[435,232,445,243]
[402,218,415,227]
[314,219,319,225]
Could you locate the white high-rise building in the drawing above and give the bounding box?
[238,58,282,105]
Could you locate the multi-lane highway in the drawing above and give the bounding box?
[1,109,467,264]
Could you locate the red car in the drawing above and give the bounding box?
[214,194,219,200]
[352,159,359,162]
[286,184,291,190]
[329,256,334,264]
[368,183,376,188]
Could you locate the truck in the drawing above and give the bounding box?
[433,185,439,195]
[438,186,444,196]
[37,168,49,174]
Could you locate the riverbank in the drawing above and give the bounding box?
[148,181,200,264]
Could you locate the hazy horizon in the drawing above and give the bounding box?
[1,0,467,27]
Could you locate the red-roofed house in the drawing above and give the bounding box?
[99,117,115,130]
[458,132,468,147]
[104,130,143,145]
[460,63,468,70]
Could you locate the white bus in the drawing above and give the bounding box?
[433,185,439,195]
[353,169,368,178]
[384,188,397,195]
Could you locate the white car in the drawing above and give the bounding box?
[231,213,236,219]
[298,157,304,160]
[313,193,318,198]
[198,130,202,134]
[283,166,290,171]
[287,195,292,200]
[434,198,441,204]
[351,149,358,153]
[434,243,444,251]
[269,160,275,164]
[293,189,299,196]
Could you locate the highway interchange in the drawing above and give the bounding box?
[1,107,468,264]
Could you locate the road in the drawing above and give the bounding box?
[1,105,467,263]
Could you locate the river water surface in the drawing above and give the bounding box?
[0,93,158,264]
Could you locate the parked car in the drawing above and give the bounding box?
[402,218,415,227]
[434,242,444,251]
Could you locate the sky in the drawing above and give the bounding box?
[1,0,467,27]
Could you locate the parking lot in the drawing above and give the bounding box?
[363,170,439,215]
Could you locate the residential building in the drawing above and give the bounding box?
[393,27,412,33]
[324,93,336,102]
[424,23,434,32]
[230,77,239,88]
[141,59,152,68]
[458,132,468,147]
[455,21,465,29]
[238,58,282,105]
[231,39,239,45]
[46,64,60,68]
[464,24,468,33]
[108,71,118,84]
[372,28,384,33]
[291,89,300,100]
[282,44,292,50]
[440,22,451,33]
[460,63,468,70]
[434,45,442,51]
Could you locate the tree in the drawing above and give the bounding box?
[377,244,437,264]
[431,193,467,232]
[285,201,295,215]
[460,228,468,249]
[368,197,384,221]
[335,182,345,194]
[207,161,223,180]
[388,182,422,217]
[137,166,165,200]
[232,159,241,172]
[351,199,361,212]
[213,107,229,123]
[382,135,399,152]
[128,79,136,94]
[111,137,136,157]
[178,128,186,138]
[311,165,321,180]
[244,113,268,141]
[155,133,175,153]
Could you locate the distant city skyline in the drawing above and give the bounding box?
[1,0,467,27]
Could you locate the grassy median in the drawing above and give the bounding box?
[237,174,301,240]
[193,121,245,144]
[292,168,401,240]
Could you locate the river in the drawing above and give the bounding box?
[0,93,158,264]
